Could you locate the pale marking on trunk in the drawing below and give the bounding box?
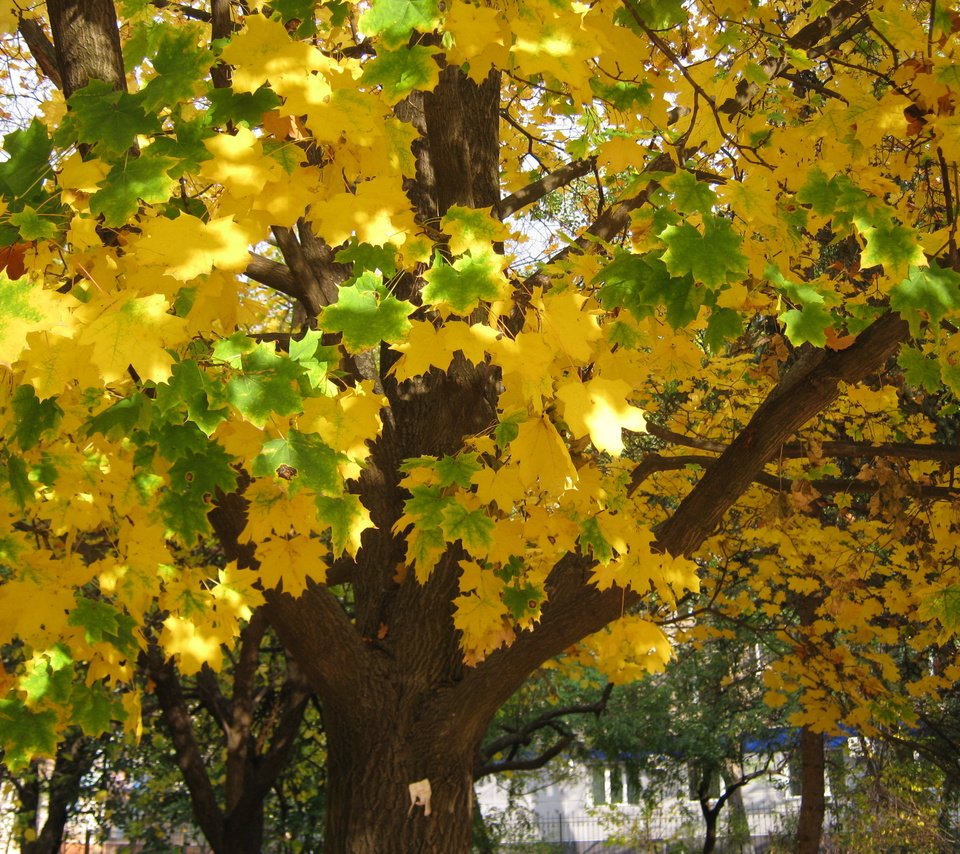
[407,778,432,817]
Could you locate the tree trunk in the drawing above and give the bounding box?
[322,698,476,853]
[794,727,826,854]
[21,732,95,854]
[46,0,127,98]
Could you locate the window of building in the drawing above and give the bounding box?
[591,764,641,805]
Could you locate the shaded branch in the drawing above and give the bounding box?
[646,423,960,465]
[475,683,613,778]
[143,646,224,850]
[496,157,597,219]
[629,452,960,501]
[17,18,62,88]
[656,311,910,555]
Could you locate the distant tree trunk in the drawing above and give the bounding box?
[723,761,756,854]
[19,730,96,854]
[794,727,825,854]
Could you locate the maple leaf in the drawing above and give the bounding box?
[225,343,305,427]
[319,272,415,351]
[510,413,578,494]
[659,216,748,288]
[159,615,225,675]
[137,214,255,281]
[76,292,186,384]
[89,154,178,226]
[421,248,509,314]
[889,263,960,335]
[255,534,329,597]
[361,45,441,105]
[855,216,927,282]
[253,430,342,496]
[556,377,647,455]
[315,494,373,558]
[360,0,439,47]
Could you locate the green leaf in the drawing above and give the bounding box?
[495,410,526,448]
[90,154,177,226]
[66,81,160,156]
[704,307,744,353]
[167,444,237,503]
[253,430,342,495]
[213,331,255,367]
[8,205,59,240]
[68,598,131,649]
[335,241,398,276]
[0,699,59,769]
[4,454,32,508]
[319,272,415,351]
[589,77,653,111]
[315,494,370,556]
[360,0,439,46]
[855,217,926,278]
[435,453,481,488]
[663,170,717,214]
[156,360,229,436]
[360,45,441,105]
[139,24,210,111]
[226,343,305,427]
[402,484,451,528]
[659,216,748,288]
[579,516,614,563]
[0,119,54,198]
[898,347,941,392]
[920,585,960,638]
[421,250,506,314]
[889,264,960,336]
[779,303,833,347]
[71,683,123,737]
[88,394,150,438]
[20,645,74,705]
[207,85,281,127]
[441,501,495,554]
[12,385,62,450]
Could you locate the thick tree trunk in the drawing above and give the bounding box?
[321,693,477,852]
[46,0,127,98]
[794,727,826,854]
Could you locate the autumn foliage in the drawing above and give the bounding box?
[1,0,960,850]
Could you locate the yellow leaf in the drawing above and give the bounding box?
[556,377,646,454]
[159,615,225,675]
[136,214,256,281]
[76,292,186,383]
[256,534,329,597]
[510,413,578,493]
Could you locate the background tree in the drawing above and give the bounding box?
[0,1,959,852]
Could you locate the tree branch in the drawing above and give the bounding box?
[17,18,62,88]
[143,646,224,850]
[656,311,910,555]
[646,423,960,465]
[475,683,613,778]
[496,157,597,220]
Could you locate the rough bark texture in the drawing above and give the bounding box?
[794,728,826,854]
[46,0,127,98]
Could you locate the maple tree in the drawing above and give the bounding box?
[1,0,960,850]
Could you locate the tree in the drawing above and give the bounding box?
[1,1,960,851]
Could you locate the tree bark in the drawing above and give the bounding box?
[794,727,826,854]
[45,0,127,98]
